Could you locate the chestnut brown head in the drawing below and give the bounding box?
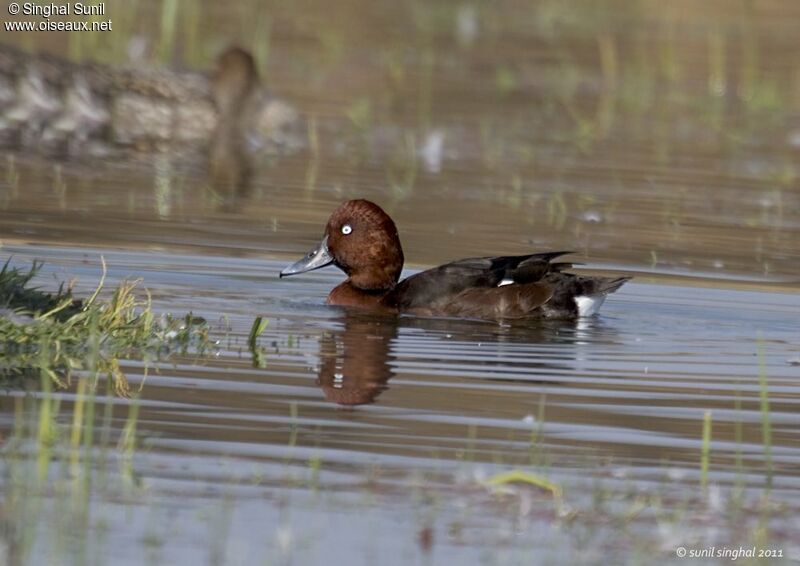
[212,46,259,115]
[280,200,404,291]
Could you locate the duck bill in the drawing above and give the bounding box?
[279,236,334,277]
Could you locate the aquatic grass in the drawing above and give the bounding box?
[596,32,618,138]
[69,376,88,478]
[486,470,562,500]
[346,98,373,133]
[180,0,202,67]
[494,66,517,96]
[702,23,728,97]
[248,316,269,348]
[0,260,210,394]
[305,115,320,196]
[528,391,547,466]
[288,401,299,450]
[207,496,235,566]
[700,410,711,491]
[3,380,797,566]
[2,366,149,565]
[317,28,346,69]
[245,0,272,68]
[4,154,20,203]
[307,114,320,160]
[248,316,270,368]
[118,395,141,489]
[479,118,503,170]
[756,337,773,489]
[307,452,323,491]
[305,153,319,197]
[157,0,180,64]
[387,132,418,200]
[281,401,301,479]
[383,48,408,89]
[6,396,42,562]
[733,388,745,502]
[658,19,682,85]
[52,164,67,211]
[36,373,60,482]
[460,422,477,464]
[417,46,435,132]
[0,260,80,317]
[546,191,567,230]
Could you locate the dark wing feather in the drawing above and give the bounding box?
[391,251,572,311]
[435,283,554,319]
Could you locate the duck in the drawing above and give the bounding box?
[3,67,63,144]
[42,74,110,149]
[280,199,630,320]
[208,47,258,194]
[210,46,299,152]
[0,44,299,152]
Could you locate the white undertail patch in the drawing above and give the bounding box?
[575,295,606,317]
[498,278,514,287]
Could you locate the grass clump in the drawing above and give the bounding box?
[0,260,210,395]
[0,260,82,319]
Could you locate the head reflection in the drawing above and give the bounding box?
[317,311,397,406]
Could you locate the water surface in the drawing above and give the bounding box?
[1,1,799,564]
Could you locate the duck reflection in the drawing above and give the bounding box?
[317,309,618,406]
[317,310,398,406]
[312,309,618,407]
[208,47,258,209]
[208,47,300,211]
[208,128,255,211]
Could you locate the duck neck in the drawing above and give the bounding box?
[347,265,400,292]
[212,71,258,119]
[328,281,396,311]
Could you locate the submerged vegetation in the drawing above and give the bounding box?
[0,360,793,565]
[0,259,213,564]
[0,260,210,395]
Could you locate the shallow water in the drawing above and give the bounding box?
[2,1,800,564]
[1,245,798,564]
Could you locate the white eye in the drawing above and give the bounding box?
[341,224,352,235]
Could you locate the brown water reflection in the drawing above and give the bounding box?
[1,0,800,564]
[317,311,397,406]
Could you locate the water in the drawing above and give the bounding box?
[1,1,800,564]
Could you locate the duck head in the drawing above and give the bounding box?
[280,199,404,291]
[212,46,259,116]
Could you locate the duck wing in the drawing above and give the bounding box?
[389,251,572,316]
